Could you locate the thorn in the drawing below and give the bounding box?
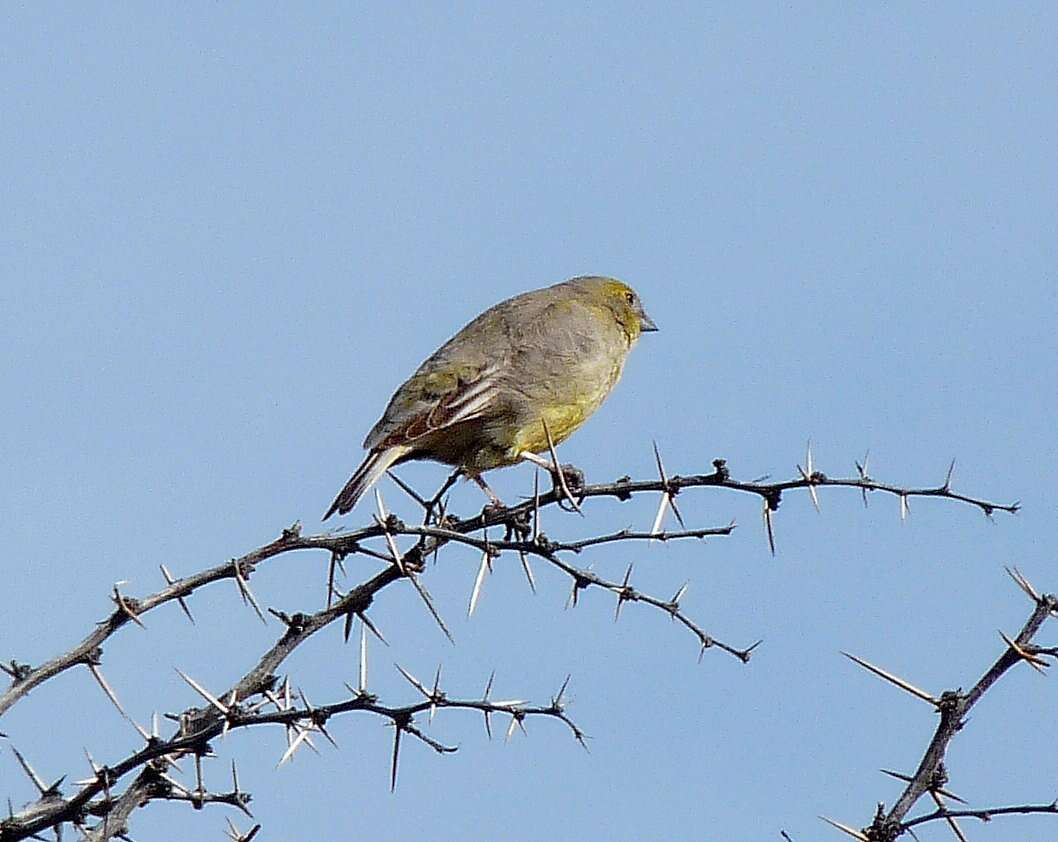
[649,490,669,537]
[841,652,939,706]
[430,664,442,724]
[567,576,581,609]
[276,727,312,767]
[878,769,966,804]
[518,550,537,594]
[358,612,389,646]
[426,470,461,526]
[376,495,454,643]
[491,698,528,708]
[652,439,666,480]
[928,789,969,842]
[174,668,231,715]
[614,563,634,622]
[855,450,871,508]
[89,664,150,741]
[193,751,206,803]
[482,670,495,740]
[799,440,821,513]
[407,570,454,644]
[943,458,956,491]
[540,417,583,515]
[468,550,490,618]
[1005,566,1041,604]
[819,816,869,841]
[220,689,238,738]
[395,664,430,698]
[386,469,428,509]
[262,688,289,714]
[231,560,267,625]
[532,468,541,542]
[390,724,403,791]
[554,674,572,708]
[112,583,147,630]
[359,623,369,692]
[374,489,408,577]
[160,564,195,624]
[762,501,777,556]
[327,553,339,609]
[375,495,454,643]
[899,494,910,521]
[158,771,192,797]
[652,440,686,529]
[998,629,1049,673]
[10,745,48,794]
[299,689,339,749]
[668,493,686,529]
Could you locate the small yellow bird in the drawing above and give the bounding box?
[324,275,657,519]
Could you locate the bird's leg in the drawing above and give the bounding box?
[520,451,585,513]
[468,472,506,509]
[424,469,463,524]
[520,451,586,491]
[520,451,557,472]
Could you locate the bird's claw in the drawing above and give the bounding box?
[554,463,585,493]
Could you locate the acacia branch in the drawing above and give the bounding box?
[828,569,1057,841]
[2,671,581,841]
[1,455,1012,717]
[0,451,1022,841]
[902,801,1058,830]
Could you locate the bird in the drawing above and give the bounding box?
[323,275,657,519]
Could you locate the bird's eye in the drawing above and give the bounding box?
[625,291,636,305]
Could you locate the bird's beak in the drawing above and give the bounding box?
[639,313,658,332]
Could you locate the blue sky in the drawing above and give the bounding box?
[2,4,1056,840]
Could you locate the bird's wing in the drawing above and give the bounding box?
[362,287,569,453]
[366,359,505,450]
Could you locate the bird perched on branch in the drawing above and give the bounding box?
[324,275,657,519]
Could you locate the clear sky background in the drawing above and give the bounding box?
[2,4,1056,841]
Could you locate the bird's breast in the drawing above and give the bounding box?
[509,356,625,455]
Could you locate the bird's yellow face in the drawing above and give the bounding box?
[597,280,658,342]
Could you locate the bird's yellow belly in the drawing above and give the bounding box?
[512,401,592,453]
[441,354,628,473]
[509,364,621,456]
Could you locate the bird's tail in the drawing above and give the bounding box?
[323,445,412,520]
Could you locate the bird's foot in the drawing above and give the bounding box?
[553,463,585,494]
[549,463,585,515]
[470,473,507,510]
[518,451,585,514]
[482,500,508,518]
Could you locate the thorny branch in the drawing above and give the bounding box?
[0,452,1014,717]
[900,801,1058,830]
[3,667,579,841]
[0,450,1023,840]
[826,567,1058,841]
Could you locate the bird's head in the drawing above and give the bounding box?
[569,276,658,341]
